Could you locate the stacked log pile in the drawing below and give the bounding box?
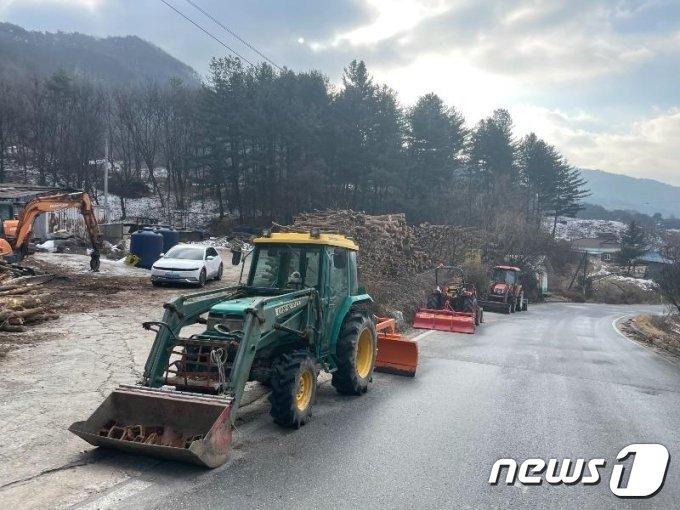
[288,210,483,318]
[0,263,58,332]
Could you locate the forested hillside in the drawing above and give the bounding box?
[0,22,198,86]
[0,52,588,239]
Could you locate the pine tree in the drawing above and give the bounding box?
[618,221,646,274]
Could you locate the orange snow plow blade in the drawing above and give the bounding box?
[375,318,418,377]
[413,309,476,334]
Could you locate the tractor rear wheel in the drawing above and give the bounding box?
[332,311,377,395]
[269,351,317,428]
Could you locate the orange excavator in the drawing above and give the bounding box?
[0,191,103,271]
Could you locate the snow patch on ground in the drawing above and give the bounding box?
[550,217,627,241]
[605,275,659,292]
[32,252,150,277]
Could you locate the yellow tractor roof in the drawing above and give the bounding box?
[253,232,359,251]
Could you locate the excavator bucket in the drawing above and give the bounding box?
[374,318,418,377]
[69,385,234,468]
[413,308,476,334]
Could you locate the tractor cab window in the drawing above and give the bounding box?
[304,250,320,288]
[330,248,349,297]
[492,268,516,285]
[249,246,320,289]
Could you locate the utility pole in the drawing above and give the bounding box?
[104,132,109,222]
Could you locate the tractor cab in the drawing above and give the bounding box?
[491,266,519,285]
[479,265,528,314]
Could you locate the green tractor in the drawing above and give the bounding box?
[70,231,417,467]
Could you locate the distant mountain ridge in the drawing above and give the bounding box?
[580,168,680,218]
[0,22,199,86]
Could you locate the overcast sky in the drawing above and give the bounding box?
[1,0,679,185]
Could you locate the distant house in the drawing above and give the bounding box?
[635,250,673,279]
[571,234,620,261]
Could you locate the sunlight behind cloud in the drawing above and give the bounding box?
[374,52,517,121]
[332,0,451,47]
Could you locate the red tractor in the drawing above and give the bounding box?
[479,265,528,314]
[413,266,483,334]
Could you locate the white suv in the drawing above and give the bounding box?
[151,244,223,287]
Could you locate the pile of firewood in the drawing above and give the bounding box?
[287,210,484,319]
[0,262,58,332]
[290,210,482,279]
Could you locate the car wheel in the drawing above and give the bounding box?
[215,263,223,281]
[198,269,207,287]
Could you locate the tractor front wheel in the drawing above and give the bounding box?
[269,351,317,428]
[332,311,377,395]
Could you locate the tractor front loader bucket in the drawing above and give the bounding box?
[69,385,234,468]
[374,318,418,377]
[413,309,476,334]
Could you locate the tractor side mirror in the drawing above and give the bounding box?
[231,249,242,266]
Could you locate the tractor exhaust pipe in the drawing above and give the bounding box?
[69,386,234,468]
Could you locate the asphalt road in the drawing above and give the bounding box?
[75,302,680,509]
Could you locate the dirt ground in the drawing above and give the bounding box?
[620,312,680,358]
[0,250,260,508]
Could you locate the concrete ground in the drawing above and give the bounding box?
[0,250,250,508]
[1,275,677,508]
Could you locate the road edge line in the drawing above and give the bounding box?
[611,314,634,341]
[411,330,435,343]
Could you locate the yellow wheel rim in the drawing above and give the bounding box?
[356,329,374,379]
[295,369,313,411]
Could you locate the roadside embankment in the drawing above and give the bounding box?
[619,313,680,357]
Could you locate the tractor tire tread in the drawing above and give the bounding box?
[332,310,376,396]
[269,350,316,428]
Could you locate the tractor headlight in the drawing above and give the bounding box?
[207,314,244,333]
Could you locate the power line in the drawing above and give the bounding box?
[185,0,283,71]
[158,0,256,68]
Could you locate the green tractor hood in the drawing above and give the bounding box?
[210,296,261,315]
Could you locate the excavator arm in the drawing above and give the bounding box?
[1,192,103,271]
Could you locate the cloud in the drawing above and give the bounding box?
[0,0,103,10]
[512,105,680,185]
[312,0,679,85]
[330,0,451,47]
